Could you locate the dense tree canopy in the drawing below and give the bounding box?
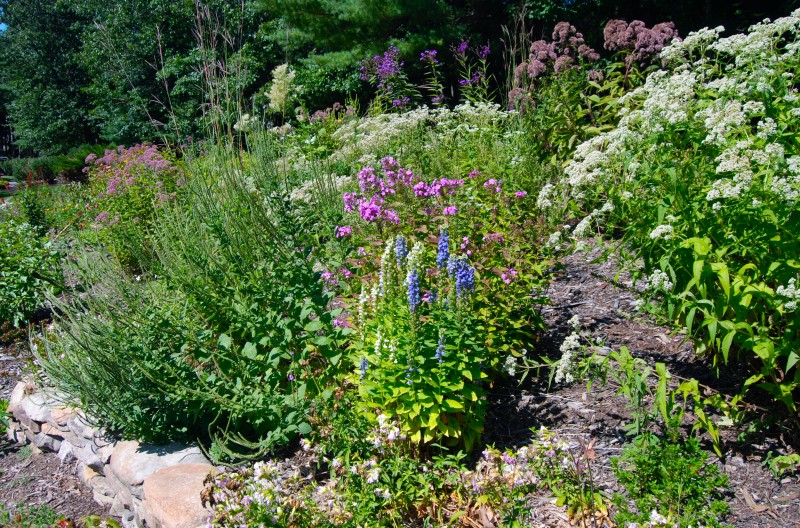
[0,0,798,155]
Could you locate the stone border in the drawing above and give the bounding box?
[5,381,215,528]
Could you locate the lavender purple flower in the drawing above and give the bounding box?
[420,49,439,64]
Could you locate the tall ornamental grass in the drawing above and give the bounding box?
[37,135,348,462]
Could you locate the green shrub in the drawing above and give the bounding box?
[612,434,730,527]
[0,217,62,327]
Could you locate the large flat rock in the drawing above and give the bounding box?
[109,441,211,489]
[143,464,213,528]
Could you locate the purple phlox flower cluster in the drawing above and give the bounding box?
[357,247,367,256]
[501,268,518,285]
[483,178,502,193]
[604,19,680,66]
[321,270,337,287]
[442,205,458,216]
[360,44,404,90]
[339,268,354,279]
[333,317,350,328]
[478,44,491,60]
[335,225,352,238]
[360,357,369,379]
[412,177,464,198]
[420,49,439,64]
[392,96,411,108]
[448,256,476,298]
[345,159,467,226]
[94,211,111,223]
[422,290,438,303]
[395,235,408,266]
[483,232,505,244]
[515,191,528,198]
[431,94,445,104]
[435,333,446,363]
[437,228,450,268]
[468,170,482,179]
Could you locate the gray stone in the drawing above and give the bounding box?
[21,392,52,423]
[6,382,32,415]
[90,475,115,498]
[93,490,115,507]
[48,405,77,431]
[68,413,100,440]
[97,444,114,464]
[75,443,105,474]
[58,441,76,464]
[109,441,211,490]
[32,431,62,452]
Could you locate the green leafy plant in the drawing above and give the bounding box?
[612,434,730,527]
[0,504,60,528]
[0,399,8,436]
[0,216,62,327]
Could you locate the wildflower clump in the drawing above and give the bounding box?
[85,143,184,270]
[549,10,800,411]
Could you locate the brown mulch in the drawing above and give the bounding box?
[484,245,800,527]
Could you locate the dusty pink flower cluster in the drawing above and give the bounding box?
[603,19,680,66]
[515,22,599,84]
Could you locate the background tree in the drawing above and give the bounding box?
[0,0,96,155]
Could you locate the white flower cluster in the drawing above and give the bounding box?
[554,7,800,242]
[776,278,800,311]
[649,224,674,240]
[331,102,511,163]
[267,64,297,114]
[503,355,519,377]
[555,332,582,384]
[644,269,674,292]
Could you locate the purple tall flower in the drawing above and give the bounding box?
[435,334,446,363]
[407,269,421,313]
[437,228,449,268]
[448,257,475,298]
[395,235,408,266]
